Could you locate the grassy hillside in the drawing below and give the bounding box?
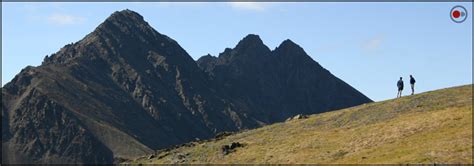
[130,85,473,164]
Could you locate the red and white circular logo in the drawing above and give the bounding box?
[450,5,468,23]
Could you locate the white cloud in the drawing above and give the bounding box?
[362,35,384,52]
[228,2,270,12]
[47,13,86,25]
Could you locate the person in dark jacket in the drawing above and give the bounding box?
[410,75,416,95]
[397,77,404,98]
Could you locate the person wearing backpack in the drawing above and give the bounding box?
[397,77,404,98]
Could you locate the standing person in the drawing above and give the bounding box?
[410,75,416,95]
[397,77,404,98]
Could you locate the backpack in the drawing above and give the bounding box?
[397,80,403,88]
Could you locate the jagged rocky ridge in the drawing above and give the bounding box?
[2,9,371,164]
[197,35,371,122]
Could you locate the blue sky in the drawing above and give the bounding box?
[2,2,472,101]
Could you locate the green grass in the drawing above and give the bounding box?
[129,85,473,164]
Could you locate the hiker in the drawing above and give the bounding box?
[410,75,416,95]
[397,77,404,98]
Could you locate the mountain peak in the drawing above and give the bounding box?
[42,9,160,65]
[281,39,295,44]
[277,39,301,50]
[43,9,188,67]
[94,9,154,37]
[235,34,265,50]
[106,9,145,24]
[241,34,262,42]
[274,39,307,58]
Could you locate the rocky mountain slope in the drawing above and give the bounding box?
[197,35,371,122]
[131,85,473,164]
[2,9,371,164]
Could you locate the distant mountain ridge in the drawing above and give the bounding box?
[2,9,371,164]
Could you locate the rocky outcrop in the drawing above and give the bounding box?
[221,142,244,155]
[286,114,309,122]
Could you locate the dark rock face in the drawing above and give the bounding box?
[197,36,371,123]
[2,88,113,164]
[2,9,371,164]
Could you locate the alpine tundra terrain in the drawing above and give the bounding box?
[130,85,473,164]
[2,9,371,164]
